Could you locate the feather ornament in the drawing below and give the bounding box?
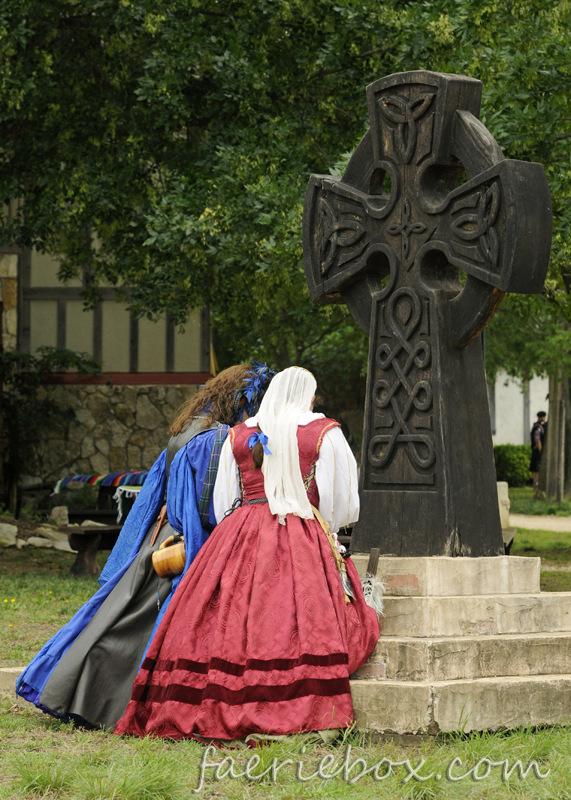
[361,547,384,615]
[361,574,385,616]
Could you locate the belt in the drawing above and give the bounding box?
[150,504,168,546]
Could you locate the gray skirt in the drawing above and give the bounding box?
[40,521,175,730]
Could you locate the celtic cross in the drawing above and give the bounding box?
[303,71,552,557]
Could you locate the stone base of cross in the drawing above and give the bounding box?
[303,71,552,557]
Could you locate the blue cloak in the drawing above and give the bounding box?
[16,427,225,708]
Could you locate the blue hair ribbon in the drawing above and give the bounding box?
[247,431,272,455]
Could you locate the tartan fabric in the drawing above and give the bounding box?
[197,426,228,531]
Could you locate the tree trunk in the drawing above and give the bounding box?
[544,371,566,501]
[0,300,4,500]
[564,376,571,498]
[8,480,17,517]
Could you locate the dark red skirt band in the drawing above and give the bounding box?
[132,676,351,706]
[140,651,349,677]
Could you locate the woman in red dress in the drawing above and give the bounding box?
[115,367,380,740]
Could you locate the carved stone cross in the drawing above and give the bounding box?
[303,71,552,557]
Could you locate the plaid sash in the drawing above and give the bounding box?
[198,427,229,531]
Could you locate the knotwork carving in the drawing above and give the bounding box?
[451,182,501,268]
[379,92,435,164]
[387,197,427,260]
[304,70,552,555]
[318,197,366,275]
[368,287,435,473]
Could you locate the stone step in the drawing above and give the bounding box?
[380,591,571,637]
[351,555,540,596]
[0,667,20,693]
[350,674,571,734]
[0,667,23,702]
[353,631,571,682]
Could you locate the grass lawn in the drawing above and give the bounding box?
[512,528,571,559]
[510,526,571,591]
[509,486,571,516]
[0,548,108,667]
[2,540,571,798]
[0,695,567,800]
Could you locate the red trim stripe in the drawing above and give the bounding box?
[132,677,351,706]
[44,372,212,386]
[142,652,348,677]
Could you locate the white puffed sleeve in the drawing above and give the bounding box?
[315,426,359,533]
[213,435,241,523]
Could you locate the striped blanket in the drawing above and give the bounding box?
[53,471,149,494]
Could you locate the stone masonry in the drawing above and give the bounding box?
[35,384,198,482]
[349,556,571,733]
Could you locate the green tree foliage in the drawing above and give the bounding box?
[1,347,100,490]
[0,0,569,411]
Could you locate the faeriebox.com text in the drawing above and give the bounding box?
[192,744,550,792]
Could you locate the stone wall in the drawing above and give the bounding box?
[0,253,17,351]
[36,384,198,482]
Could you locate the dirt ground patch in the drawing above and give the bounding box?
[0,547,76,576]
[0,544,107,577]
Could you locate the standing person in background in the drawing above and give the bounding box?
[16,362,275,729]
[531,410,547,498]
[116,366,380,742]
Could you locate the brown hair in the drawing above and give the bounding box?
[170,364,251,435]
[252,425,264,469]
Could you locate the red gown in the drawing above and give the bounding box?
[115,418,379,740]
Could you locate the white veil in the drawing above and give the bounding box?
[257,366,317,523]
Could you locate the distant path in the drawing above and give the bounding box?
[512,513,571,532]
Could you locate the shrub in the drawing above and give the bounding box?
[493,444,532,487]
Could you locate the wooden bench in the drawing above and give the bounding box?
[60,485,140,577]
[62,525,122,577]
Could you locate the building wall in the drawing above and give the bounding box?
[36,384,198,482]
[6,244,210,484]
[20,247,209,373]
[491,371,550,445]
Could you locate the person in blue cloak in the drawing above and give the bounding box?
[16,361,275,729]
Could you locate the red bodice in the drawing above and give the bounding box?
[230,417,340,507]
